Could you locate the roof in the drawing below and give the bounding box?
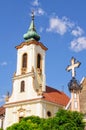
[0,106,5,116]
[43,86,70,106]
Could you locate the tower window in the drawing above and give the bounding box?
[22,53,27,68]
[74,101,78,109]
[74,93,77,99]
[20,81,25,92]
[37,54,41,69]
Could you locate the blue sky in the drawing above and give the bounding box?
[0,0,86,106]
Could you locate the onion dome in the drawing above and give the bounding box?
[68,77,82,92]
[23,12,40,41]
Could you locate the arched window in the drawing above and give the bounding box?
[20,81,25,92]
[22,53,27,68]
[37,54,41,69]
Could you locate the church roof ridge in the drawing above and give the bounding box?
[46,85,63,93]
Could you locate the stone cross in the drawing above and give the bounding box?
[66,57,81,77]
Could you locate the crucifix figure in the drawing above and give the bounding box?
[66,57,81,77]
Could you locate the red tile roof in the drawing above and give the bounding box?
[43,86,70,106]
[0,106,5,116]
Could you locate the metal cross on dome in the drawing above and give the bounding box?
[66,57,81,78]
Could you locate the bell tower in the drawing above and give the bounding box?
[4,13,48,129]
[4,12,48,129]
[5,12,48,103]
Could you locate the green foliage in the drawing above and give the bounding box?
[7,120,39,130]
[21,115,41,125]
[39,117,59,130]
[55,109,85,130]
[0,128,3,130]
[7,109,85,130]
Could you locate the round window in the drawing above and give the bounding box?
[47,111,51,117]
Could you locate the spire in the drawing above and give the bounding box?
[23,11,40,41]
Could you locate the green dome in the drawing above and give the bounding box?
[23,12,40,41]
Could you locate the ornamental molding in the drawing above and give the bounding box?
[16,40,48,51]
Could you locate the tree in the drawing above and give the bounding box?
[7,109,85,130]
[55,109,85,130]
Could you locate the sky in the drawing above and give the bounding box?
[0,0,86,106]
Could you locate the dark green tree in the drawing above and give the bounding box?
[55,109,85,130]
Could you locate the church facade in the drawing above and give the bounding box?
[0,13,70,129]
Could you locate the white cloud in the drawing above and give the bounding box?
[46,17,67,35]
[71,26,84,37]
[39,27,44,32]
[62,16,74,28]
[70,37,86,52]
[32,0,39,6]
[34,8,45,16]
[31,0,46,16]
[46,15,86,52]
[46,16,74,35]
[0,62,7,66]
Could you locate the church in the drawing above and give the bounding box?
[0,12,86,129]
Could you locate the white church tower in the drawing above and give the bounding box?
[4,12,48,129]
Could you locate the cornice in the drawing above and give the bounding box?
[4,98,43,108]
[16,40,48,51]
[13,72,34,80]
[4,97,63,108]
